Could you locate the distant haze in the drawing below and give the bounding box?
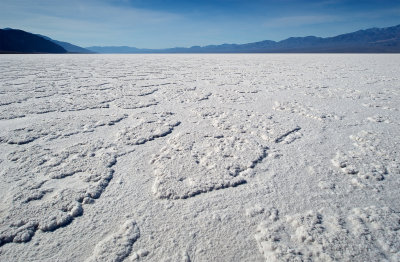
[1,0,400,48]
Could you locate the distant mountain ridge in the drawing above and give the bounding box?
[1,25,400,54]
[86,46,141,54]
[36,34,94,53]
[87,24,400,53]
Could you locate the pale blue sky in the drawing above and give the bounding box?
[1,0,399,48]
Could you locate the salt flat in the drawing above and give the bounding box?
[0,54,399,261]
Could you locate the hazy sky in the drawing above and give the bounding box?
[1,0,399,48]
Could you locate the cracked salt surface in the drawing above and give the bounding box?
[0,54,399,261]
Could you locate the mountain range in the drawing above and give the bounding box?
[87,24,400,53]
[1,24,400,54]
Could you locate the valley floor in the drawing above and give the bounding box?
[0,54,399,261]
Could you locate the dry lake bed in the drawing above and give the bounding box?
[0,54,399,261]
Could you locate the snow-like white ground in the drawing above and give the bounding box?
[0,54,399,262]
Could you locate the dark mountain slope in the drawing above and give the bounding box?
[0,29,67,54]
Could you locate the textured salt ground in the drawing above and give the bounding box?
[0,54,399,261]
